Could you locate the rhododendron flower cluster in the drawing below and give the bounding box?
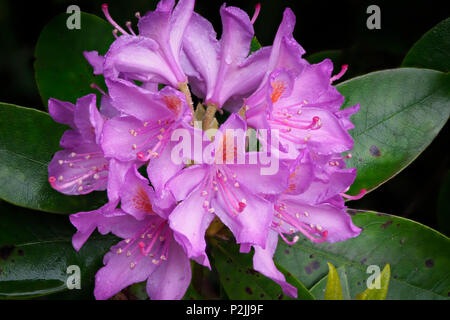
[48,0,364,300]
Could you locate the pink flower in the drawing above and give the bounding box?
[181,4,271,111]
[70,166,191,300]
[47,94,131,198]
[167,114,290,267]
[98,0,194,88]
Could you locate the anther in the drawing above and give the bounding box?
[137,152,146,160]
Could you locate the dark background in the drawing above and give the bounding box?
[0,0,448,234]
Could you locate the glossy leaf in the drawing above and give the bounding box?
[275,210,450,300]
[0,103,107,213]
[211,239,314,300]
[355,264,390,300]
[182,284,203,300]
[127,282,148,300]
[337,68,450,195]
[402,18,450,72]
[34,12,114,108]
[324,262,343,300]
[0,201,117,299]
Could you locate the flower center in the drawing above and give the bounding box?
[163,95,182,117]
[133,187,154,213]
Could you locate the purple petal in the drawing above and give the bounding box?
[100,95,121,119]
[59,129,83,149]
[279,194,362,242]
[266,8,306,77]
[295,167,356,204]
[103,35,179,87]
[48,144,108,195]
[146,239,191,300]
[276,60,343,112]
[253,230,298,298]
[100,115,157,162]
[218,5,253,70]
[83,50,104,75]
[70,201,118,251]
[169,184,215,268]
[106,78,176,121]
[336,104,360,130]
[212,183,273,248]
[48,98,75,127]
[169,0,195,59]
[181,12,220,100]
[226,153,290,195]
[214,46,272,109]
[166,164,208,201]
[94,239,159,300]
[73,94,98,143]
[106,158,134,202]
[146,140,184,212]
[120,165,156,220]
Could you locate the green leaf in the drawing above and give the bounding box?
[0,103,107,214]
[182,284,203,300]
[324,262,343,300]
[34,12,114,108]
[355,264,390,300]
[275,210,450,299]
[211,239,314,300]
[127,282,149,300]
[402,18,450,72]
[337,68,450,195]
[0,201,117,299]
[250,37,262,53]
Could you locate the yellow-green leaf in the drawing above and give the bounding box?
[324,263,343,300]
[356,264,391,300]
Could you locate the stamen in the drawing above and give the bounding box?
[101,3,129,35]
[330,64,348,83]
[90,83,106,96]
[341,189,366,200]
[250,3,261,24]
[125,21,136,35]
